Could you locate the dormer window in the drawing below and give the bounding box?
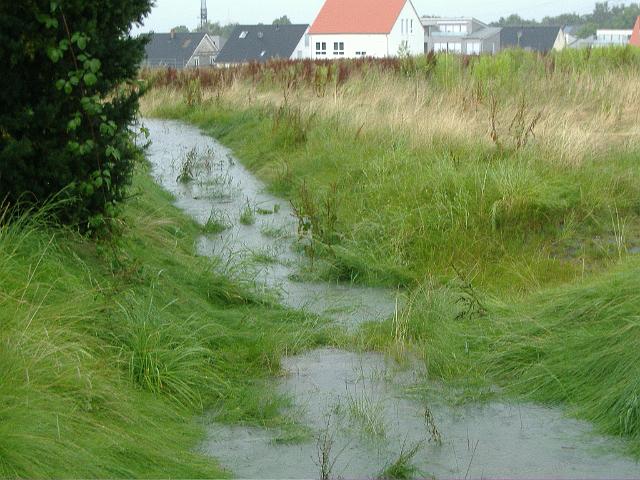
[239,31,248,39]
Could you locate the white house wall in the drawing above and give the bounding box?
[552,30,567,51]
[309,0,423,59]
[387,0,425,55]
[291,28,312,59]
[186,35,218,67]
[309,34,389,59]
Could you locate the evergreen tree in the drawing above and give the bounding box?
[0,0,152,231]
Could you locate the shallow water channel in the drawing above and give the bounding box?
[146,119,639,479]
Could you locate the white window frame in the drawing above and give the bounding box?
[333,41,344,55]
[239,31,248,39]
[194,57,200,67]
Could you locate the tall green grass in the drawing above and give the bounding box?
[0,169,327,477]
[146,101,640,293]
[489,262,640,450]
[141,48,640,455]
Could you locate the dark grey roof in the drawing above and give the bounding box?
[500,26,562,53]
[215,24,308,64]
[466,26,502,40]
[144,32,207,68]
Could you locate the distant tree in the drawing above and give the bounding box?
[540,13,583,26]
[172,25,190,33]
[576,22,598,38]
[490,1,640,36]
[272,15,292,25]
[491,14,538,27]
[0,0,152,232]
[197,21,238,38]
[591,2,611,24]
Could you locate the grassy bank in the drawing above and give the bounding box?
[0,165,327,477]
[142,52,640,294]
[141,50,640,454]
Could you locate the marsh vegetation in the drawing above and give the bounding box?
[142,48,640,460]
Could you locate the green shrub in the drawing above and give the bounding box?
[0,0,152,232]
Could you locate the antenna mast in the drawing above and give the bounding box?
[200,0,208,29]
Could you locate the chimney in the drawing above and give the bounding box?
[170,28,176,40]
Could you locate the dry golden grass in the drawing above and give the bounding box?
[142,67,640,166]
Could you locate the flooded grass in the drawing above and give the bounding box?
[345,387,387,439]
[201,347,640,479]
[260,223,292,240]
[0,169,336,477]
[239,201,256,226]
[141,87,640,458]
[143,119,640,477]
[379,441,423,480]
[202,208,232,234]
[248,246,280,265]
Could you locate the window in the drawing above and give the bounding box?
[260,50,266,57]
[433,42,462,54]
[315,41,327,56]
[410,19,413,34]
[467,42,481,55]
[239,31,248,39]
[209,56,215,65]
[305,34,310,47]
[401,19,405,34]
[194,57,200,67]
[441,23,467,35]
[333,41,344,55]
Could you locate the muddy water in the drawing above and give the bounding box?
[146,119,639,479]
[203,349,639,479]
[145,119,397,327]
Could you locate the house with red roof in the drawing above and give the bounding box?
[631,16,640,47]
[308,0,423,59]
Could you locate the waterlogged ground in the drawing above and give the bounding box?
[145,119,397,327]
[203,349,639,479]
[146,119,640,479]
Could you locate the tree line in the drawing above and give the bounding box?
[172,15,292,37]
[491,1,640,38]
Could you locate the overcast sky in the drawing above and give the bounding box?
[134,0,602,33]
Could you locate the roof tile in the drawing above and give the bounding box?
[631,16,640,47]
[309,0,407,35]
